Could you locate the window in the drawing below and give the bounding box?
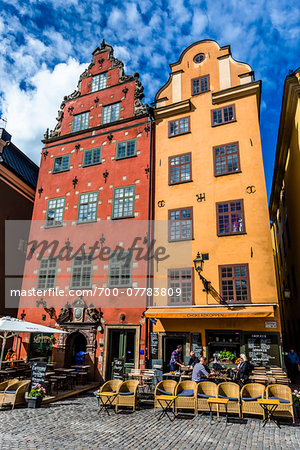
[45,198,65,227]
[168,268,193,305]
[91,73,107,92]
[169,207,193,241]
[112,186,135,219]
[70,254,93,289]
[102,102,121,124]
[214,142,240,176]
[193,53,205,63]
[192,75,210,95]
[108,250,132,287]
[37,258,58,290]
[219,264,250,302]
[72,112,90,132]
[211,105,235,126]
[169,152,192,184]
[53,155,70,173]
[77,192,98,222]
[83,148,102,166]
[169,117,190,137]
[216,200,245,236]
[116,140,137,159]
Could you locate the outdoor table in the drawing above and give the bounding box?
[257,399,281,428]
[162,372,180,381]
[156,395,177,422]
[207,398,229,425]
[97,392,118,416]
[45,371,56,376]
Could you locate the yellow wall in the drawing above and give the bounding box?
[152,40,278,310]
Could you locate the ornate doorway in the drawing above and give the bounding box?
[64,331,87,367]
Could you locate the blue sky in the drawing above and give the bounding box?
[0,0,299,197]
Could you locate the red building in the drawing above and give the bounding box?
[17,41,152,381]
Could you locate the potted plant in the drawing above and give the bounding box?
[28,383,46,409]
[292,390,300,419]
[219,350,235,363]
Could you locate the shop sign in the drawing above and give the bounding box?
[244,332,280,366]
[265,321,277,329]
[150,332,158,359]
[31,361,47,389]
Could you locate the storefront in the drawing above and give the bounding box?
[145,304,283,370]
[28,333,54,362]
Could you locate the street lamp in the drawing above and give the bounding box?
[193,252,210,292]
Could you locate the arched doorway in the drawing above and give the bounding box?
[64,332,87,367]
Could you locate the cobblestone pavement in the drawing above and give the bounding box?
[0,393,299,449]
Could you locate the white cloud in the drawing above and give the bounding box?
[1,58,86,164]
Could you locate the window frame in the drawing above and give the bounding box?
[219,263,251,303]
[102,102,121,125]
[76,191,99,224]
[52,155,70,174]
[108,250,133,288]
[168,152,192,185]
[82,147,102,167]
[168,267,194,305]
[91,72,107,93]
[36,257,58,290]
[213,142,241,177]
[168,116,191,138]
[168,206,194,242]
[112,185,136,220]
[116,139,137,160]
[70,253,93,289]
[216,199,246,237]
[211,104,236,127]
[191,75,210,96]
[45,197,66,228]
[72,111,90,132]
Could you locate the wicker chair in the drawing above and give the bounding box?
[116,380,139,412]
[217,382,241,417]
[196,381,218,415]
[0,379,19,406]
[241,383,265,418]
[154,380,177,412]
[266,384,294,423]
[98,379,122,407]
[175,381,197,415]
[0,380,30,409]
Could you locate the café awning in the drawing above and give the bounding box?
[145,304,275,319]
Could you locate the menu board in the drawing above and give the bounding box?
[244,332,281,367]
[31,361,47,389]
[191,333,202,358]
[112,358,124,380]
[150,332,158,359]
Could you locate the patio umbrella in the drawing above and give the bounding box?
[0,316,67,369]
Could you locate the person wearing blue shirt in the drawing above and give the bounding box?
[286,348,300,383]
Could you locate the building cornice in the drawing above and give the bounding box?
[154,99,191,120]
[269,74,300,219]
[212,81,261,111]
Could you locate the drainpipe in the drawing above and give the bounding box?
[145,108,154,369]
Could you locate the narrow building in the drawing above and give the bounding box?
[17,42,151,381]
[145,40,281,371]
[269,68,300,352]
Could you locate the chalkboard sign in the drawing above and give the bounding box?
[31,362,47,389]
[150,332,158,359]
[244,332,281,367]
[112,358,124,380]
[191,333,202,358]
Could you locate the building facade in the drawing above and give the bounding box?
[269,68,300,352]
[0,128,38,318]
[145,40,281,371]
[17,42,152,381]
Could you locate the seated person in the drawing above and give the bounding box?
[236,354,252,383]
[192,357,212,382]
[169,344,185,372]
[4,348,17,367]
[188,351,200,368]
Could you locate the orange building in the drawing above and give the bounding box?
[145,40,281,371]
